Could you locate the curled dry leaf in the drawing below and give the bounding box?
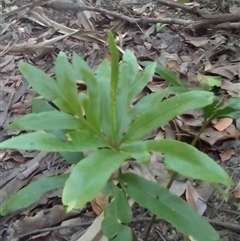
[233,181,240,199]
[185,180,207,215]
[219,148,235,162]
[90,193,109,216]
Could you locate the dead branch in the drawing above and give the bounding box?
[45,4,240,30]
[155,0,208,17]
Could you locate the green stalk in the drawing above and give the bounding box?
[108,31,119,145]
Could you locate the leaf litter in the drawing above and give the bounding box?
[0,0,240,240]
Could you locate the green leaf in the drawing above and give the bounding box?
[55,52,82,115]
[9,111,82,130]
[115,63,130,140]
[112,186,132,224]
[31,99,68,142]
[128,62,156,105]
[102,198,132,241]
[202,97,220,120]
[102,201,120,239]
[18,62,73,114]
[62,149,127,210]
[140,61,188,90]
[78,92,88,114]
[120,90,166,136]
[133,90,166,115]
[60,152,84,164]
[96,59,112,138]
[154,64,187,89]
[123,91,214,142]
[0,131,107,152]
[203,97,240,120]
[197,72,222,91]
[112,225,132,241]
[121,140,233,185]
[121,49,138,87]
[31,99,85,161]
[72,53,100,132]
[115,50,139,139]
[31,99,56,113]
[123,150,151,164]
[1,173,69,216]
[167,86,189,94]
[214,97,240,119]
[119,173,220,241]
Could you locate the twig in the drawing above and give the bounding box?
[155,0,207,17]
[208,219,240,234]
[193,13,240,28]
[44,4,240,30]
[47,3,194,26]
[0,0,50,18]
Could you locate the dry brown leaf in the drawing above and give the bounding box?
[3,152,25,163]
[13,205,77,235]
[208,63,240,79]
[177,114,203,127]
[144,42,152,50]
[225,124,239,139]
[185,180,207,215]
[221,79,240,96]
[166,60,178,72]
[219,148,235,162]
[90,193,109,216]
[233,181,240,199]
[213,118,233,131]
[153,11,166,19]
[200,126,236,145]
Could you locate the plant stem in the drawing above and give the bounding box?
[191,118,211,146]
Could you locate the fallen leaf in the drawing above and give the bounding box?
[221,79,240,96]
[91,193,109,216]
[213,118,233,131]
[233,181,240,199]
[219,148,235,162]
[208,64,240,79]
[200,126,234,145]
[185,180,207,215]
[225,124,239,139]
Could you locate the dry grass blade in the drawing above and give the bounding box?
[0,31,80,55]
[27,8,106,44]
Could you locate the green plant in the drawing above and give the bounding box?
[0,32,237,241]
[155,23,167,32]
